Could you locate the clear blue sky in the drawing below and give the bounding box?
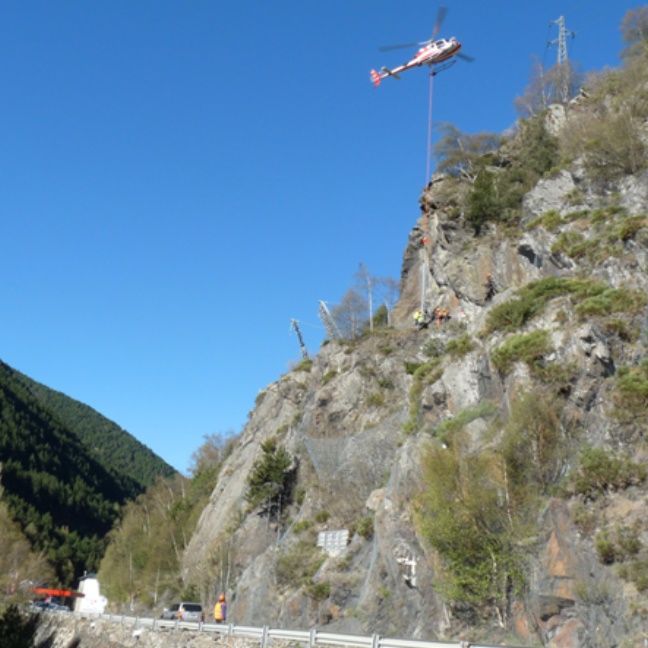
[0,0,631,474]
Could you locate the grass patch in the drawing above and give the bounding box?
[350,513,374,540]
[590,205,627,226]
[434,401,498,442]
[403,359,444,435]
[575,288,647,318]
[365,392,385,407]
[445,334,475,358]
[613,361,648,419]
[304,581,331,601]
[485,277,605,333]
[551,231,606,262]
[527,209,564,231]
[276,540,325,587]
[570,445,647,499]
[293,520,313,534]
[321,370,337,385]
[491,330,552,374]
[607,214,648,242]
[294,359,313,372]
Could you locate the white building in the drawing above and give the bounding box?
[73,573,108,614]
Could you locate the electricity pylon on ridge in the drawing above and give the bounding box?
[548,15,575,66]
[548,15,576,103]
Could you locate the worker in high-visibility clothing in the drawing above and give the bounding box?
[214,593,227,624]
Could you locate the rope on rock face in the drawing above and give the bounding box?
[419,70,435,318]
[423,71,435,248]
[426,70,434,187]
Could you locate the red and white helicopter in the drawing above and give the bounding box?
[370,7,472,87]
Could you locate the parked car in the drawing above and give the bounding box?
[161,602,204,622]
[30,601,70,613]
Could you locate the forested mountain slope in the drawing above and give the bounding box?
[0,360,175,586]
[6,363,176,492]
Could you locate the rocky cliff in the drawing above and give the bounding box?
[184,105,648,647]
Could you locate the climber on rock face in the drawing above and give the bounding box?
[484,273,496,301]
[413,310,424,329]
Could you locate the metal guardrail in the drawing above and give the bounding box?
[75,611,528,648]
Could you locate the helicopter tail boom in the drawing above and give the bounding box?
[370,66,403,87]
[381,66,401,80]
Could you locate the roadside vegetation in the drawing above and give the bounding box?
[98,432,238,608]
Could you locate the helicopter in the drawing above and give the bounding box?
[370,7,472,87]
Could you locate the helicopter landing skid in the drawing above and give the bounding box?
[431,59,457,76]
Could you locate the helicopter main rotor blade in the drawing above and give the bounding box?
[432,6,448,39]
[379,41,425,52]
[457,52,475,62]
[378,6,447,53]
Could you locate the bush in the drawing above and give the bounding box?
[502,392,566,496]
[571,446,647,498]
[276,541,325,586]
[305,582,331,601]
[595,531,617,564]
[293,520,313,534]
[536,362,579,392]
[491,330,552,374]
[417,436,527,610]
[590,205,627,225]
[423,338,445,358]
[445,334,475,358]
[613,361,648,418]
[353,514,374,540]
[365,392,385,407]
[527,209,564,231]
[321,370,337,385]
[551,231,604,262]
[403,359,443,435]
[0,605,46,648]
[294,359,314,372]
[575,288,647,318]
[607,214,648,242]
[404,361,423,374]
[434,401,498,443]
[572,503,597,535]
[633,559,648,592]
[616,524,642,559]
[377,377,394,389]
[315,510,330,524]
[485,277,605,333]
[467,169,498,234]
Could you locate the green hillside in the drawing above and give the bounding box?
[0,360,176,585]
[2,362,176,493]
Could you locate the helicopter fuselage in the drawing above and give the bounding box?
[371,37,462,86]
[411,38,461,67]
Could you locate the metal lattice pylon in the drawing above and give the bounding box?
[548,16,575,65]
[290,319,308,359]
[548,16,576,103]
[318,301,342,340]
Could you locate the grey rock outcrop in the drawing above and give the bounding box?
[184,162,648,647]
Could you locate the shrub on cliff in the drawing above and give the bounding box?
[245,437,294,516]
[571,446,646,498]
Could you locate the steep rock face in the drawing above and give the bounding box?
[185,166,648,647]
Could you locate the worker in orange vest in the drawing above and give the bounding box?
[214,593,227,624]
